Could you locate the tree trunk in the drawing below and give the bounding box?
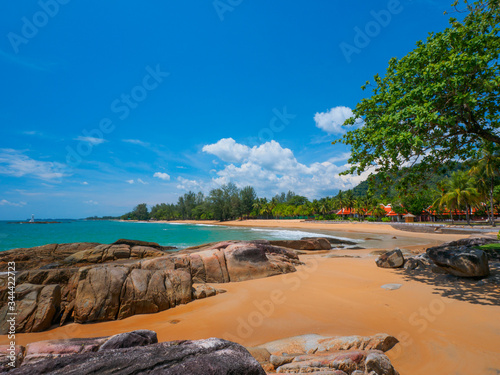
[491,177,496,227]
[466,204,471,225]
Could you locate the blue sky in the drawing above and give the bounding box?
[1,0,454,219]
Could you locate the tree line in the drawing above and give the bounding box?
[120,144,500,226]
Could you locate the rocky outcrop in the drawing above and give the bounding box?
[248,334,399,374]
[259,333,398,355]
[0,240,175,272]
[0,240,300,333]
[427,245,490,278]
[3,335,265,375]
[175,241,302,283]
[375,250,404,268]
[0,243,99,271]
[0,284,60,334]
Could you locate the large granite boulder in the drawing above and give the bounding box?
[375,249,404,268]
[250,334,399,374]
[4,337,265,375]
[179,241,302,283]
[427,246,490,278]
[259,333,398,355]
[0,284,60,334]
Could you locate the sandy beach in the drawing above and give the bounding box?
[4,221,500,374]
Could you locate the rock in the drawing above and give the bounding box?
[247,347,271,363]
[192,284,224,299]
[0,240,300,333]
[275,349,396,374]
[260,333,398,355]
[113,238,176,250]
[376,249,404,268]
[381,283,402,290]
[0,345,24,369]
[270,354,294,367]
[9,338,266,375]
[99,330,158,351]
[427,246,490,278]
[0,283,61,334]
[270,238,331,250]
[73,266,129,323]
[365,352,399,375]
[0,243,99,271]
[302,237,358,246]
[23,337,108,365]
[404,257,427,270]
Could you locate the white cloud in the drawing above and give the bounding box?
[203,139,369,197]
[0,199,27,207]
[0,149,67,181]
[137,178,148,185]
[122,139,150,147]
[153,172,170,181]
[176,177,203,191]
[84,200,98,205]
[82,181,89,185]
[202,138,251,163]
[314,106,359,135]
[126,180,135,184]
[74,136,107,145]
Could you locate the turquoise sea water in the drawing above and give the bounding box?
[0,220,366,252]
[0,220,430,252]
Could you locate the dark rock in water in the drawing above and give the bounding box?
[112,238,177,251]
[271,238,331,250]
[302,236,358,245]
[427,246,490,278]
[5,338,266,375]
[376,249,404,268]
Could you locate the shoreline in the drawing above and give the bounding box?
[168,219,478,245]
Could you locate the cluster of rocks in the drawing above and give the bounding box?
[249,333,399,374]
[0,330,399,374]
[375,237,499,278]
[0,330,265,374]
[0,239,308,334]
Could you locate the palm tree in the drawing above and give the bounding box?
[345,190,355,219]
[469,142,500,226]
[336,190,345,219]
[439,171,480,225]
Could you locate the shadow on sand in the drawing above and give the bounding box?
[394,263,500,306]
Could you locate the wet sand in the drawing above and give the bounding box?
[4,223,500,374]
